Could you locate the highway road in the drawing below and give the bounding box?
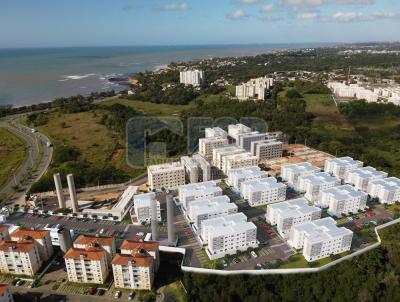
[0,116,53,204]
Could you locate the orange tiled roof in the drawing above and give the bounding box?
[0,225,9,233]
[11,228,50,240]
[111,253,153,267]
[0,284,10,295]
[64,247,106,261]
[74,235,114,247]
[120,240,159,252]
[0,240,35,253]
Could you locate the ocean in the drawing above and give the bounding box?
[0,44,332,106]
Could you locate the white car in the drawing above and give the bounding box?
[114,291,121,299]
[250,251,258,259]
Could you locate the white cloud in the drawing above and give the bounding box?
[279,0,374,7]
[297,12,319,19]
[157,2,191,11]
[330,10,399,22]
[227,9,249,19]
[233,0,260,4]
[260,4,275,12]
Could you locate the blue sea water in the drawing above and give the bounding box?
[0,43,333,106]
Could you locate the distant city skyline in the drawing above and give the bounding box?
[0,0,399,48]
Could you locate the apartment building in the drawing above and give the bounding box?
[324,156,363,180]
[298,172,341,203]
[181,156,200,183]
[222,152,259,174]
[133,192,161,224]
[240,177,287,207]
[73,234,116,264]
[180,70,204,86]
[202,215,258,260]
[228,124,251,142]
[227,166,268,190]
[265,131,288,144]
[235,77,274,101]
[192,154,212,182]
[205,127,228,139]
[0,284,13,302]
[266,198,322,237]
[318,185,368,216]
[64,247,109,284]
[0,240,42,276]
[199,137,229,161]
[11,229,53,261]
[120,240,160,271]
[187,196,237,231]
[287,217,353,262]
[345,166,388,191]
[237,131,266,151]
[178,181,222,211]
[281,162,320,190]
[251,139,283,160]
[213,146,245,169]
[367,177,400,204]
[147,162,185,190]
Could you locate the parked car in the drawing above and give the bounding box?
[128,292,135,300]
[12,279,20,286]
[16,280,24,287]
[97,289,105,296]
[366,211,376,217]
[114,291,121,299]
[251,251,258,259]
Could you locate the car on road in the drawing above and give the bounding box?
[12,279,20,286]
[221,260,228,268]
[114,291,121,299]
[16,280,24,286]
[251,251,258,259]
[128,292,135,300]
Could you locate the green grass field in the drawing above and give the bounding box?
[0,128,28,189]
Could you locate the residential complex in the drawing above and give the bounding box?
[119,240,160,271]
[73,234,116,264]
[236,77,274,101]
[227,166,268,190]
[10,229,53,262]
[298,172,341,203]
[237,131,266,151]
[324,157,363,180]
[212,146,245,169]
[281,162,320,190]
[367,177,400,204]
[266,198,322,237]
[180,69,204,86]
[287,218,353,262]
[147,162,185,190]
[318,185,368,216]
[133,192,161,224]
[240,177,287,207]
[178,181,222,211]
[199,137,229,161]
[251,139,283,160]
[221,152,258,174]
[344,166,388,191]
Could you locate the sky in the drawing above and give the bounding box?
[0,0,399,48]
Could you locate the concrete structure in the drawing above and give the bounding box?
[367,177,400,205]
[147,162,185,191]
[345,166,388,192]
[199,137,229,161]
[324,157,363,180]
[228,124,251,142]
[66,174,79,213]
[73,235,116,264]
[205,127,228,139]
[0,240,42,276]
[241,177,287,207]
[178,181,222,211]
[11,229,53,261]
[236,77,274,101]
[181,156,200,183]
[120,240,160,271]
[151,196,159,241]
[266,198,322,237]
[298,172,341,203]
[43,226,73,252]
[133,193,161,224]
[227,166,268,190]
[281,162,320,190]
[64,247,109,284]
[166,195,176,243]
[187,196,237,231]
[251,139,283,160]
[265,131,288,144]
[201,215,258,260]
[192,154,212,182]
[287,218,353,262]
[222,152,258,174]
[53,173,65,209]
[180,70,204,86]
[212,146,245,169]
[237,131,266,151]
[318,185,368,216]
[0,284,13,302]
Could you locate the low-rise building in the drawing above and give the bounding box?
[237,131,266,151]
[213,146,245,170]
[133,193,161,224]
[228,124,251,142]
[199,137,229,161]
[281,162,320,190]
[265,131,288,144]
[227,166,268,190]
[192,154,212,182]
[318,185,368,216]
[324,156,363,180]
[287,217,353,262]
[181,156,200,183]
[266,198,322,237]
[235,77,274,101]
[73,235,116,264]
[205,127,228,139]
[178,181,222,211]
[120,240,160,271]
[147,162,185,191]
[251,139,283,160]
[298,172,341,203]
[345,166,388,191]
[222,152,258,174]
[64,247,109,284]
[0,284,13,302]
[367,177,400,204]
[241,177,287,207]
[11,229,53,261]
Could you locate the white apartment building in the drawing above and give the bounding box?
[133,192,161,224]
[180,70,204,86]
[227,166,268,190]
[147,162,185,190]
[205,127,228,139]
[251,139,283,160]
[327,82,378,103]
[200,213,247,244]
[222,152,259,174]
[199,137,229,161]
[212,146,245,169]
[10,229,53,262]
[178,181,222,211]
[318,185,368,216]
[120,240,160,271]
[236,77,274,101]
[266,198,322,237]
[241,177,287,207]
[367,177,400,204]
[298,172,341,203]
[281,162,320,190]
[237,131,266,151]
[64,247,109,284]
[187,196,237,231]
[0,240,42,276]
[228,124,251,142]
[181,156,200,183]
[324,156,363,180]
[192,154,212,182]
[73,235,116,264]
[0,284,13,302]
[287,217,353,262]
[345,166,388,192]
[265,131,288,144]
[201,215,258,260]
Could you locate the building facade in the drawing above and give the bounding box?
[222,152,259,174]
[240,177,287,207]
[73,234,116,264]
[344,166,388,191]
[251,139,283,160]
[133,193,161,224]
[367,177,400,204]
[199,137,229,161]
[10,229,53,262]
[227,166,268,190]
[298,172,341,203]
[281,162,320,190]
[180,70,204,86]
[324,156,363,180]
[178,181,222,211]
[147,162,186,190]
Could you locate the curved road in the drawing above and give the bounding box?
[0,116,52,205]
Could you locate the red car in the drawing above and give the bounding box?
[366,212,376,217]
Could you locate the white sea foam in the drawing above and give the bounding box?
[62,73,96,80]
